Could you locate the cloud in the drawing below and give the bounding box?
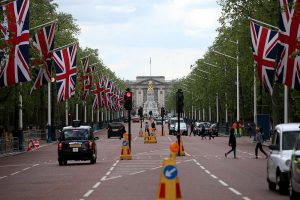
[54,0,221,80]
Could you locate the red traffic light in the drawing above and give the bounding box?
[126,92,132,97]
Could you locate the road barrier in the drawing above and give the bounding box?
[157,142,182,200]
[120,132,132,160]
[148,128,157,143]
[0,137,19,154]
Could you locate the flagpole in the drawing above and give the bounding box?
[30,19,58,31]
[248,17,279,30]
[19,84,24,150]
[53,42,77,51]
[76,103,79,120]
[284,86,288,123]
[150,57,152,77]
[47,82,52,143]
[253,63,257,126]
[65,101,68,126]
[84,101,87,124]
[91,105,94,123]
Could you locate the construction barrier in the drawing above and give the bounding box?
[139,129,144,137]
[27,139,34,151]
[120,132,132,160]
[33,138,40,148]
[148,128,157,143]
[144,131,149,143]
[157,142,182,200]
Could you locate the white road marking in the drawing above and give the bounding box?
[109,167,114,171]
[92,182,101,189]
[243,197,251,200]
[129,170,145,175]
[151,166,162,170]
[211,174,218,179]
[100,176,107,181]
[83,190,94,197]
[112,160,119,167]
[229,187,242,195]
[200,166,205,170]
[32,164,39,167]
[22,167,30,171]
[185,152,191,156]
[105,171,111,176]
[218,180,228,186]
[0,176,7,179]
[133,136,138,142]
[167,136,172,141]
[104,175,122,181]
[10,171,20,176]
[205,170,211,174]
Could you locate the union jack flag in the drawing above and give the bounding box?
[92,74,105,109]
[275,0,300,90]
[81,56,89,73]
[104,76,112,110]
[250,20,280,95]
[0,0,30,87]
[53,43,77,102]
[30,22,56,93]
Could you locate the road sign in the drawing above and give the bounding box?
[122,140,128,146]
[163,165,178,180]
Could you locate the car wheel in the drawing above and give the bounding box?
[63,159,68,165]
[277,172,289,194]
[58,160,64,166]
[290,177,300,199]
[90,152,97,164]
[268,178,276,191]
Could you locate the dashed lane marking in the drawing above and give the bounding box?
[10,171,20,176]
[167,136,172,141]
[0,176,7,179]
[92,182,101,189]
[83,190,94,198]
[129,170,145,175]
[193,159,251,200]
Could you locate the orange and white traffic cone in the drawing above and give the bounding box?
[149,128,157,143]
[33,138,40,149]
[120,132,132,160]
[157,143,182,200]
[27,140,34,151]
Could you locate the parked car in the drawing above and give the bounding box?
[57,121,99,166]
[267,123,300,194]
[155,117,163,125]
[208,123,219,136]
[290,136,300,199]
[107,122,126,139]
[168,117,184,135]
[175,122,188,136]
[194,122,211,136]
[132,115,140,123]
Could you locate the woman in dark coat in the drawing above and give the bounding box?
[225,128,237,159]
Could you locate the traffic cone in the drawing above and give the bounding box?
[27,140,34,151]
[176,135,185,156]
[149,128,157,143]
[144,131,149,143]
[157,143,182,200]
[33,138,40,149]
[139,129,144,137]
[120,133,132,160]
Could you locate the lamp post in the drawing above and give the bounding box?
[212,40,239,122]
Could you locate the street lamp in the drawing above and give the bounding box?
[212,40,239,122]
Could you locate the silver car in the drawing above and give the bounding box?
[290,136,300,199]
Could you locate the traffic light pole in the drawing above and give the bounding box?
[161,116,164,136]
[177,113,180,156]
[128,110,131,150]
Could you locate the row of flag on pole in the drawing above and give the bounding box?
[0,0,124,111]
[250,0,300,96]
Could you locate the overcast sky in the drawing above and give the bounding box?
[54,0,221,81]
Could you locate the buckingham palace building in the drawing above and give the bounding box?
[125,76,176,115]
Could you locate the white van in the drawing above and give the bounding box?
[267,123,300,194]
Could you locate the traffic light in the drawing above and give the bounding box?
[149,110,153,116]
[138,107,143,117]
[124,89,132,110]
[176,89,184,113]
[161,107,165,118]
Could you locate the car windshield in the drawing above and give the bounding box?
[282,131,300,150]
[62,129,89,141]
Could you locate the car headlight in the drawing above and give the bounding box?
[286,159,291,167]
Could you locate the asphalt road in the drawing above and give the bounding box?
[0,121,289,200]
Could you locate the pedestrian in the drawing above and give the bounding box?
[201,125,206,140]
[247,122,252,138]
[145,122,149,133]
[239,120,244,137]
[190,122,194,136]
[225,128,237,159]
[255,127,268,159]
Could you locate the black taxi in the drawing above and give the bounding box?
[57,121,99,165]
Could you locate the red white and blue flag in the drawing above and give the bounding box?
[275,0,300,90]
[104,76,112,110]
[81,56,89,73]
[0,0,30,87]
[30,22,56,93]
[92,74,105,109]
[250,20,280,95]
[53,43,77,102]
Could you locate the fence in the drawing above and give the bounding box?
[0,137,20,154]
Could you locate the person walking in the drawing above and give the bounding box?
[255,127,268,159]
[145,122,149,133]
[190,122,194,136]
[225,128,237,159]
